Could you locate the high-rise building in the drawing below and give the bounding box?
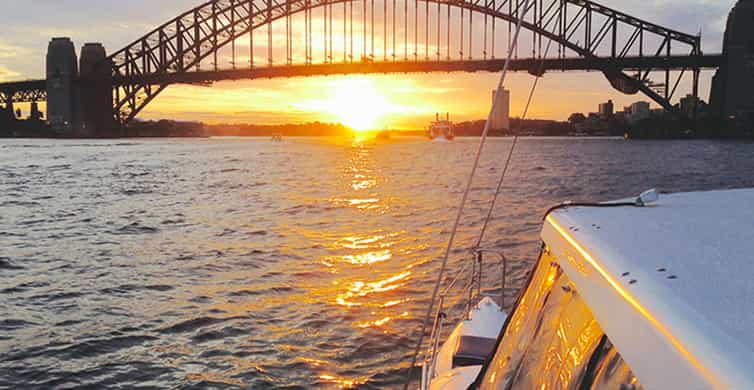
[490,89,510,131]
[679,94,704,117]
[710,0,754,122]
[598,100,614,118]
[46,37,79,133]
[628,102,651,124]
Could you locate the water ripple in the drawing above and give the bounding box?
[2,137,754,388]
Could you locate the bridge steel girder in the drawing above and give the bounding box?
[0,80,47,104]
[5,89,48,104]
[111,55,723,86]
[0,53,723,106]
[106,0,705,124]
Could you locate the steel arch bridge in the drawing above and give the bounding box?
[2,0,723,125]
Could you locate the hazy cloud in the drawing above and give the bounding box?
[0,65,21,82]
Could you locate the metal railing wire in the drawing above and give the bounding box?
[402,1,559,388]
[419,249,508,388]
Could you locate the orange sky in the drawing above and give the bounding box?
[11,69,715,131]
[138,70,714,129]
[132,3,720,129]
[132,13,716,129]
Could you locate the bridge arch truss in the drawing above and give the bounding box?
[108,0,704,124]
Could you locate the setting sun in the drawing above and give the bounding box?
[315,78,395,131]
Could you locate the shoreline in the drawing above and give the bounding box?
[2,134,753,141]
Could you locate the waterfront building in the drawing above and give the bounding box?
[628,101,651,124]
[650,108,666,118]
[598,100,614,118]
[679,94,709,119]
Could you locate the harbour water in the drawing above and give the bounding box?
[2,136,754,388]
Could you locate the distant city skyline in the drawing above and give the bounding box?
[0,0,738,128]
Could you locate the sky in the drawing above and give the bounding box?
[0,0,738,128]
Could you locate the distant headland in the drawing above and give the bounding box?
[2,110,752,140]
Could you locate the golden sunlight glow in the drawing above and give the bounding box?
[329,79,390,131]
[299,357,328,367]
[141,65,675,127]
[342,249,393,265]
[329,197,381,210]
[318,374,367,388]
[307,78,398,131]
[340,235,386,249]
[356,316,392,328]
[334,271,412,307]
[380,298,409,308]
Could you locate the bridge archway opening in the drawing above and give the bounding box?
[102,0,703,124]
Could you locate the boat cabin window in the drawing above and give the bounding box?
[585,338,643,390]
[479,251,643,390]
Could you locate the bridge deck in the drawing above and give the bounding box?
[0,79,46,92]
[113,55,724,85]
[1,55,723,103]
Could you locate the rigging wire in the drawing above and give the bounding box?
[402,1,532,388]
[475,37,554,249]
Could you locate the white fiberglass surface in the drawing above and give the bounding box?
[547,188,754,355]
[542,188,754,389]
[430,298,506,386]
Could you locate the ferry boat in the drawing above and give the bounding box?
[428,113,455,141]
[415,188,754,390]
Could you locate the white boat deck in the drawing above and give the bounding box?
[424,297,506,390]
[542,188,754,389]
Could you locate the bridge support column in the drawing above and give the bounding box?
[46,37,79,134]
[0,93,14,137]
[80,43,115,137]
[710,0,754,133]
[3,94,14,120]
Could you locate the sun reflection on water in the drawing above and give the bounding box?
[339,234,388,249]
[380,298,409,308]
[290,136,430,386]
[351,177,376,191]
[357,316,392,328]
[298,357,328,367]
[334,271,412,307]
[318,373,368,388]
[342,249,392,265]
[329,197,382,210]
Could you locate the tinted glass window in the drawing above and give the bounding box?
[587,338,643,390]
[480,252,561,389]
[480,251,604,389]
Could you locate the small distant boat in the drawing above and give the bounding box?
[271,133,283,142]
[427,113,455,141]
[376,130,391,140]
